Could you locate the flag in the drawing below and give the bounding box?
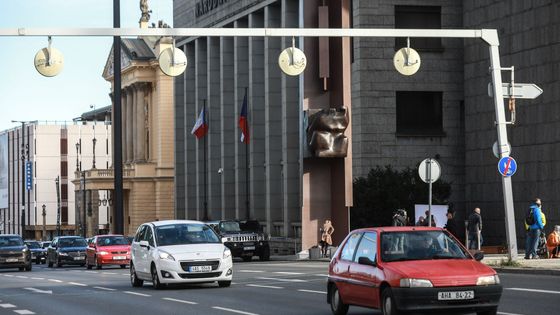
[238,91,249,143]
[191,106,208,139]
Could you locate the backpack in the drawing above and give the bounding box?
[525,208,536,226]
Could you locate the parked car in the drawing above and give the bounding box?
[327,227,502,315]
[24,240,46,264]
[86,234,130,269]
[206,220,270,262]
[0,234,32,271]
[47,236,87,268]
[130,220,233,289]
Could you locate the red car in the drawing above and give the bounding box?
[327,227,502,315]
[86,235,131,269]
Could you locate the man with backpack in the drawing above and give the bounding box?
[524,198,546,259]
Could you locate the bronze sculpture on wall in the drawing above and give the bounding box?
[306,107,349,158]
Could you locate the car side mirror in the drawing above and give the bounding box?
[358,256,377,267]
[473,252,484,261]
[139,240,150,248]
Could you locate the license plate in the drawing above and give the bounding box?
[113,256,126,260]
[438,291,474,300]
[73,257,85,261]
[189,265,212,272]
[244,246,255,251]
[6,258,18,263]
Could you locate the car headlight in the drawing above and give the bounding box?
[98,251,109,255]
[223,248,232,259]
[158,251,175,261]
[59,252,68,256]
[400,278,433,288]
[477,275,500,286]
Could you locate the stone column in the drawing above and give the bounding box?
[135,83,146,162]
[126,85,134,163]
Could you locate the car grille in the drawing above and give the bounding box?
[67,251,85,258]
[111,251,128,254]
[0,252,23,258]
[180,260,220,272]
[179,272,222,279]
[230,235,257,242]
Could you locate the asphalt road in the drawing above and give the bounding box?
[0,260,558,315]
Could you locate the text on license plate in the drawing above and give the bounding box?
[189,265,212,272]
[113,256,126,260]
[6,258,18,262]
[73,257,85,260]
[438,291,474,300]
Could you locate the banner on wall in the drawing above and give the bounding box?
[0,133,8,208]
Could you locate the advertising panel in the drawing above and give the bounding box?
[0,133,7,208]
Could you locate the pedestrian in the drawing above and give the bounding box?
[392,209,408,226]
[320,219,334,258]
[546,225,560,258]
[467,207,483,250]
[524,198,545,259]
[416,216,426,226]
[444,209,460,240]
[425,210,436,227]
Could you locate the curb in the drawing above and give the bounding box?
[492,267,560,276]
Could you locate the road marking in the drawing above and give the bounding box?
[30,277,44,280]
[124,291,151,297]
[47,279,63,283]
[246,284,283,289]
[498,312,525,315]
[93,286,116,291]
[298,289,327,294]
[238,270,264,273]
[0,304,16,308]
[506,288,560,295]
[212,306,259,315]
[14,310,35,314]
[84,271,98,274]
[4,275,14,277]
[257,277,306,283]
[15,276,28,279]
[274,272,304,275]
[102,272,117,275]
[69,282,87,287]
[24,288,52,294]
[314,274,329,277]
[162,297,198,305]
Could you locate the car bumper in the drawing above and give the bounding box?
[392,285,502,313]
[58,255,86,264]
[226,242,269,257]
[97,255,130,266]
[156,258,233,284]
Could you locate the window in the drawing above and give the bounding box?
[340,232,362,261]
[395,6,442,51]
[134,225,147,242]
[144,226,154,247]
[396,91,444,136]
[353,232,377,264]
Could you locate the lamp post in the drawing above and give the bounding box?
[75,141,81,172]
[41,204,46,241]
[92,137,97,169]
[12,120,35,238]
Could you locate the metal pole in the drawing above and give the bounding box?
[488,37,518,260]
[112,0,124,235]
[82,171,86,237]
[20,122,25,237]
[245,87,249,221]
[55,176,61,236]
[203,100,208,221]
[427,159,432,227]
[41,204,46,241]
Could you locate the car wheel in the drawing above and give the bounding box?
[218,281,231,288]
[151,265,163,290]
[47,258,53,268]
[329,284,349,315]
[25,262,32,271]
[86,261,92,269]
[381,288,402,315]
[242,256,252,262]
[259,247,270,261]
[57,259,63,268]
[477,307,498,315]
[130,263,143,288]
[120,264,127,269]
[36,257,41,264]
[18,267,24,271]
[95,256,102,270]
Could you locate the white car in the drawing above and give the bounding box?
[130,220,233,289]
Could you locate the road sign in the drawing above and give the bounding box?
[498,156,517,177]
[493,141,511,158]
[25,161,33,191]
[488,83,543,99]
[418,158,441,183]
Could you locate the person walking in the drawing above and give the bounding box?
[320,219,334,258]
[467,207,483,250]
[546,225,560,258]
[524,198,545,259]
[444,209,460,240]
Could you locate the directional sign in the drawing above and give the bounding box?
[25,161,33,191]
[418,158,441,183]
[488,83,543,99]
[498,156,517,177]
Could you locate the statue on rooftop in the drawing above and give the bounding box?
[140,0,152,23]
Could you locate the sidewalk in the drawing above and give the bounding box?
[482,254,560,276]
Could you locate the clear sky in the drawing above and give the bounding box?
[0,0,173,131]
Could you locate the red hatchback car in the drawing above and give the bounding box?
[86,235,131,269]
[327,227,502,315]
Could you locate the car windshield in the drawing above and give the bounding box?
[59,238,87,248]
[41,242,51,249]
[0,236,24,247]
[381,230,468,262]
[98,236,129,246]
[25,241,41,249]
[155,223,221,246]
[219,221,242,232]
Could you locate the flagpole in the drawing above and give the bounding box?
[245,87,250,220]
[203,99,208,221]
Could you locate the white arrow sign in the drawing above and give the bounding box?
[488,83,543,99]
[24,287,52,294]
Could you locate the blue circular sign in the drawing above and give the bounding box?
[498,156,517,177]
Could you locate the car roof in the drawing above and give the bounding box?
[56,236,85,239]
[0,234,22,237]
[352,226,443,233]
[148,219,206,227]
[95,234,125,237]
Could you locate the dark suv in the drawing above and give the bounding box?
[47,236,87,268]
[0,234,32,271]
[206,220,270,262]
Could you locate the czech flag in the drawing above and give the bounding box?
[191,106,208,139]
[239,91,249,143]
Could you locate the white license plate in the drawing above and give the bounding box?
[73,257,85,261]
[6,258,18,263]
[189,265,212,272]
[113,256,126,260]
[438,291,474,300]
[244,246,255,251]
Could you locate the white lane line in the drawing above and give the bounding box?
[47,279,63,283]
[69,282,87,287]
[24,288,52,294]
[162,297,198,305]
[314,274,329,277]
[298,289,327,295]
[506,288,560,295]
[15,276,28,279]
[246,284,283,289]
[212,306,259,315]
[93,286,116,291]
[30,277,44,280]
[124,291,151,297]
[238,270,264,273]
[274,272,304,275]
[84,271,98,274]
[498,312,525,315]
[0,304,16,308]
[102,272,117,275]
[257,277,306,283]
[14,310,35,314]
[4,275,14,277]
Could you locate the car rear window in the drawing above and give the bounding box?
[59,238,87,248]
[155,224,221,246]
[0,236,23,247]
[98,236,129,246]
[381,230,468,262]
[25,241,41,249]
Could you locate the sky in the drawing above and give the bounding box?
[0,0,173,131]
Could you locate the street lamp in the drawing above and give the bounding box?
[75,141,81,172]
[41,204,46,241]
[92,137,97,169]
